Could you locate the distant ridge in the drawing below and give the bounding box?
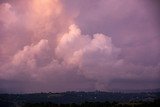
[109,88,160,93]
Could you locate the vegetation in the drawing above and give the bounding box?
[23,99,160,107]
[0,91,160,107]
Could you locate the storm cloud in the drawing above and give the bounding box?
[0,0,160,93]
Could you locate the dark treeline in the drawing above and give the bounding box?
[23,99,160,107]
[0,91,160,107]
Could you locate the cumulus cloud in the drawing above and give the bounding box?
[12,39,51,67]
[0,0,159,93]
[56,24,121,66]
[0,3,17,28]
[55,24,160,91]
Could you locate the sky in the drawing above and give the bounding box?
[0,0,160,93]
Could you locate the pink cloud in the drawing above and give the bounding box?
[0,0,159,93]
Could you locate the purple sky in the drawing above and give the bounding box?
[0,0,160,93]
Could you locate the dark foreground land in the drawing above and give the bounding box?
[0,91,160,107]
